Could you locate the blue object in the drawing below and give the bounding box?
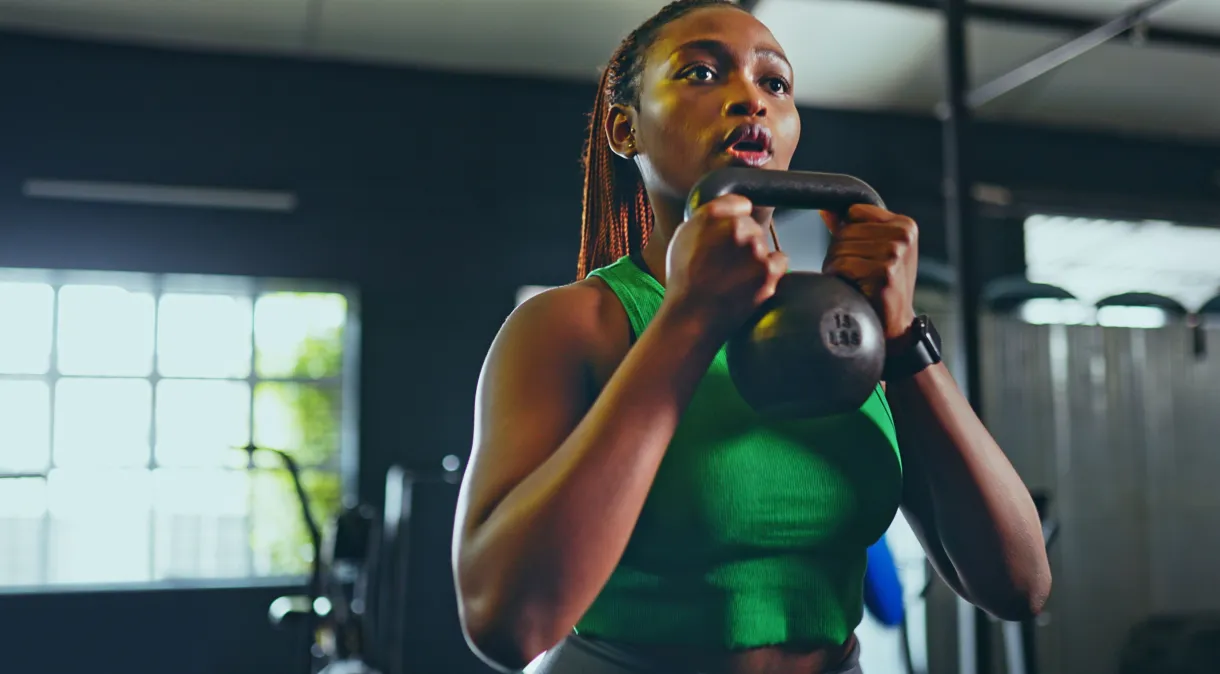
[863,535,905,627]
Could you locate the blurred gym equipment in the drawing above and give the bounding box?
[1118,614,1220,674]
[264,449,462,674]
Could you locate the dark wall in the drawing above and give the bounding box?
[1,30,1218,674]
[0,583,304,673]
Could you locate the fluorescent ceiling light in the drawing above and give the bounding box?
[1025,215,1220,312]
[23,179,297,213]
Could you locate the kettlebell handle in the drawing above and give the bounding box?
[684,168,886,221]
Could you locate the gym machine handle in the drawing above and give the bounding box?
[684,167,887,221]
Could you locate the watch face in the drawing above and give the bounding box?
[918,315,943,352]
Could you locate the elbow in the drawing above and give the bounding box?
[460,622,541,673]
[456,584,564,672]
[978,569,1052,623]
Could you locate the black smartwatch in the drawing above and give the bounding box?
[882,315,943,382]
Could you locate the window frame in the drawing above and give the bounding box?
[0,266,361,593]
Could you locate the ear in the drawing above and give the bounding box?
[605,104,638,159]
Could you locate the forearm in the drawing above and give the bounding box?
[459,303,722,657]
[887,363,1051,619]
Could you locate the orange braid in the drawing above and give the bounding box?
[576,0,737,280]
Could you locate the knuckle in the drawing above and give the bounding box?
[897,218,918,243]
[701,199,729,219]
[738,214,762,230]
[736,217,762,238]
[710,194,750,215]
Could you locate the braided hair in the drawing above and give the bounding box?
[576,0,743,279]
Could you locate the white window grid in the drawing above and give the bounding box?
[0,267,360,590]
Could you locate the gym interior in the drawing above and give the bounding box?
[1,1,1219,673]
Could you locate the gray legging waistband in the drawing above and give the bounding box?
[530,635,863,674]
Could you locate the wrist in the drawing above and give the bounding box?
[883,314,943,382]
[884,312,919,359]
[654,298,728,352]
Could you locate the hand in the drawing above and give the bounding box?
[664,194,789,337]
[821,205,919,351]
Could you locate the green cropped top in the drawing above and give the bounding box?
[574,255,904,650]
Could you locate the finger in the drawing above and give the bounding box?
[751,232,770,260]
[829,221,915,244]
[825,239,902,262]
[760,251,790,298]
[846,204,903,223]
[820,210,843,235]
[698,194,755,220]
[766,250,790,277]
[823,255,887,283]
[732,215,767,246]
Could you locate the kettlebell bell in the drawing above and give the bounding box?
[684,167,887,419]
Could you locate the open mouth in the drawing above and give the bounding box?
[722,124,774,167]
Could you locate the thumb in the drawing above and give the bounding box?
[820,210,843,235]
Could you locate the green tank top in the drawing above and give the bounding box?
[575,255,904,650]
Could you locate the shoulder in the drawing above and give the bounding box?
[491,277,631,367]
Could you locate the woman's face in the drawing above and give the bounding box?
[616,6,801,201]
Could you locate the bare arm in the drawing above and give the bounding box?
[887,365,1052,621]
[451,285,723,670]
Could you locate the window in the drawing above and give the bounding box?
[1023,215,1220,327]
[0,269,357,590]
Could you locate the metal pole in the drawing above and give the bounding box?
[966,0,1184,110]
[942,0,990,672]
[858,0,1220,54]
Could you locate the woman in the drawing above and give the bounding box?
[451,1,1051,673]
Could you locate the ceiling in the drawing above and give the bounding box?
[2,0,1220,141]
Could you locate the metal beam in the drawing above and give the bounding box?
[942,2,991,671]
[967,0,1185,109]
[868,0,1220,54]
[941,0,984,466]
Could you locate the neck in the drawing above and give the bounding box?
[638,193,684,288]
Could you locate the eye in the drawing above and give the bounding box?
[682,64,718,82]
[764,76,792,95]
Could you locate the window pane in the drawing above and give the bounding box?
[255,293,347,379]
[253,383,340,467]
[0,478,47,586]
[47,469,151,585]
[0,282,54,374]
[58,285,155,376]
[0,381,51,473]
[157,294,253,378]
[155,380,251,467]
[250,469,341,576]
[153,469,250,580]
[54,379,151,468]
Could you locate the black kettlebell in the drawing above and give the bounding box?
[685,167,887,419]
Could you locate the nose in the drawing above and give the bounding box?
[724,77,767,118]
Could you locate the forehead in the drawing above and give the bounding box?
[649,6,785,59]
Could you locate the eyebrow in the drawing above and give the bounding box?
[671,39,792,71]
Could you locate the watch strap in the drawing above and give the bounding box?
[882,315,942,382]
